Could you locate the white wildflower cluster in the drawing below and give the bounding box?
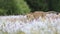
[0,13,60,34]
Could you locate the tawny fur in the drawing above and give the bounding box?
[26,11,46,20]
[33,11,46,18]
[26,13,34,21]
[26,11,59,20]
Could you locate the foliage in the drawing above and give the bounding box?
[13,0,31,15]
[52,0,60,12]
[0,0,31,15]
[0,0,60,15]
[25,0,49,12]
[0,9,8,15]
[25,0,60,12]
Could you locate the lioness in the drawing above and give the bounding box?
[26,11,46,20]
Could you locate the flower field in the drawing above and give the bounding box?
[0,12,60,34]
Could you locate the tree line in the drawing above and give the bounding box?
[0,0,60,15]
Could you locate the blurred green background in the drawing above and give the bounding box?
[0,0,60,15]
